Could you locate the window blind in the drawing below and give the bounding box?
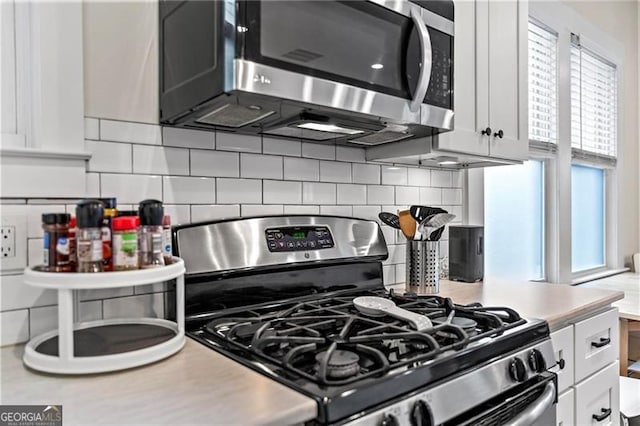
[570,34,617,162]
[528,21,558,147]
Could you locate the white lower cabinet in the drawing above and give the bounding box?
[556,389,574,426]
[574,362,620,426]
[552,308,620,426]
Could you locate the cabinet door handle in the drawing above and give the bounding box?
[557,358,565,370]
[592,408,612,422]
[493,129,504,138]
[590,337,611,348]
[481,127,492,136]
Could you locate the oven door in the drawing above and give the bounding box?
[444,372,557,426]
[235,0,453,129]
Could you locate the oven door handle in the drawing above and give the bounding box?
[409,5,432,113]
[507,381,556,426]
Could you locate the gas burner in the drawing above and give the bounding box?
[432,316,478,332]
[315,350,360,379]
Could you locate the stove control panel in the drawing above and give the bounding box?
[265,226,334,252]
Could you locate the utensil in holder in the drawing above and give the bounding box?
[406,240,439,294]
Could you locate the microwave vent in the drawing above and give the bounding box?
[281,49,323,63]
[349,131,414,145]
[195,104,275,128]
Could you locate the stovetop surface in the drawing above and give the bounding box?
[187,287,550,424]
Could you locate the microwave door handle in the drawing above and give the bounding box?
[409,6,432,113]
[506,381,556,426]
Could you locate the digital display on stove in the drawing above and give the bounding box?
[265,226,334,252]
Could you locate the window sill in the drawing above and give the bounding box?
[570,268,629,285]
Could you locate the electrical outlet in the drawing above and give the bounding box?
[1,226,16,258]
[0,207,27,272]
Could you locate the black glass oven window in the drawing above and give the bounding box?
[246,1,413,99]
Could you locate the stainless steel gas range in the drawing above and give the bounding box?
[172,216,558,425]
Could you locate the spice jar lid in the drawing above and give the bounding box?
[113,216,139,231]
[76,199,104,228]
[42,213,71,225]
[138,199,164,226]
[100,197,117,209]
[70,216,76,228]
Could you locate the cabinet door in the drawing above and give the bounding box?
[574,308,619,383]
[550,326,574,394]
[487,0,528,160]
[434,0,489,157]
[574,362,620,426]
[556,389,574,426]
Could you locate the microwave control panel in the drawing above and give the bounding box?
[265,226,334,252]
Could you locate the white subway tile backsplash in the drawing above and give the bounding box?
[389,243,406,264]
[284,205,319,214]
[27,239,43,268]
[101,120,161,145]
[240,153,283,179]
[303,182,336,205]
[29,305,57,336]
[451,171,463,188]
[1,309,29,346]
[320,205,352,216]
[86,173,101,197]
[191,205,240,222]
[103,293,165,319]
[302,143,335,160]
[336,146,365,163]
[101,174,162,204]
[1,274,56,311]
[383,265,396,285]
[242,204,283,216]
[337,184,366,205]
[395,264,406,284]
[380,226,396,247]
[353,163,380,185]
[85,118,99,140]
[407,168,430,187]
[27,204,66,238]
[217,178,261,204]
[79,287,134,302]
[431,170,452,187]
[367,186,394,205]
[381,166,408,185]
[263,180,301,204]
[320,161,351,183]
[263,137,301,157]
[163,205,191,225]
[163,176,215,204]
[86,140,132,173]
[284,158,319,181]
[442,188,462,205]
[216,132,261,153]
[395,186,420,206]
[352,205,381,222]
[419,187,442,205]
[133,145,189,176]
[190,150,239,177]
[162,127,215,150]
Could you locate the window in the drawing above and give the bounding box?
[484,161,545,280]
[571,165,605,272]
[528,21,558,145]
[570,34,618,159]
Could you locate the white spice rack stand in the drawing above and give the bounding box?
[22,257,185,375]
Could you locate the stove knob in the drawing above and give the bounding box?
[380,414,399,426]
[508,357,527,382]
[528,349,547,373]
[410,400,433,426]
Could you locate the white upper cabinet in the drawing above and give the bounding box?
[436,0,528,162]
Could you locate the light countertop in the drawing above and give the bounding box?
[389,277,624,331]
[580,272,640,321]
[0,278,624,425]
[0,339,317,426]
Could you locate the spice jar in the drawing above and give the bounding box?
[76,200,104,273]
[100,198,118,271]
[68,216,77,272]
[162,215,172,265]
[138,199,165,268]
[42,213,72,272]
[116,210,138,217]
[112,216,139,271]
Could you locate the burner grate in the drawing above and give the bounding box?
[203,290,526,386]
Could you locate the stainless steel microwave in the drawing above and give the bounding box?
[160,0,454,145]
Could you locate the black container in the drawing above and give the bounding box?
[448,225,483,282]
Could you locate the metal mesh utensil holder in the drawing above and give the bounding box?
[406,240,439,294]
